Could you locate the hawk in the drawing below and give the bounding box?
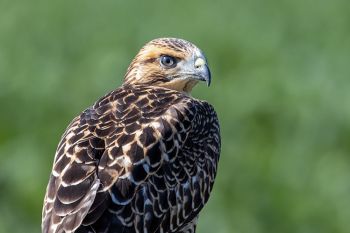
[42,38,221,233]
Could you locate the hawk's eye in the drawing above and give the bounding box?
[160,55,177,68]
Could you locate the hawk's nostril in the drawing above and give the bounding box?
[195,58,206,69]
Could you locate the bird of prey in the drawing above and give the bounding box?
[42,38,221,233]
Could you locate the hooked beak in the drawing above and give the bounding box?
[194,57,211,87]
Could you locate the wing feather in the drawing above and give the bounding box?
[42,85,220,233]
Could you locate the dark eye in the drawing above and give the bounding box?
[160,55,177,68]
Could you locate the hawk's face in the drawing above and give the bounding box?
[124,38,211,93]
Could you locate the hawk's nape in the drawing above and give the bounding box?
[42,38,221,233]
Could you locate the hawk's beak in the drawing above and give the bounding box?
[194,57,211,87]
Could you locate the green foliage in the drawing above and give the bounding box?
[0,0,349,232]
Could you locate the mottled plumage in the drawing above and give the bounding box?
[42,38,220,233]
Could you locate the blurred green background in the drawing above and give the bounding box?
[1,0,350,232]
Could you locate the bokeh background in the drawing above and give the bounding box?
[1,0,350,232]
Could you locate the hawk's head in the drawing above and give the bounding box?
[123,38,211,93]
